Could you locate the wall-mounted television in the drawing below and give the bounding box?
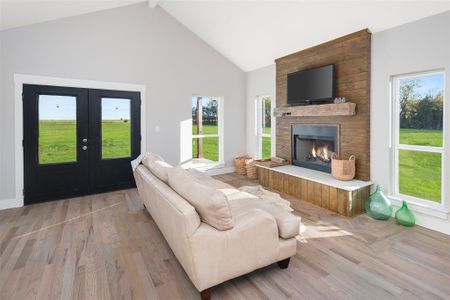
[287,64,335,105]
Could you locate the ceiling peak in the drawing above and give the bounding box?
[148,0,160,9]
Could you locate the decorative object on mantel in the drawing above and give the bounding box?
[331,154,356,181]
[273,102,356,118]
[238,185,293,212]
[395,201,415,227]
[246,157,287,179]
[234,155,253,175]
[365,185,393,220]
[334,97,346,104]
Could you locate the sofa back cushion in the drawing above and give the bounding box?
[168,166,234,230]
[148,160,173,183]
[142,152,165,169]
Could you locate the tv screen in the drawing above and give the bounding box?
[287,64,335,105]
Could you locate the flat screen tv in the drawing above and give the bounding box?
[287,64,335,105]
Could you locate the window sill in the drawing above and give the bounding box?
[388,195,449,220]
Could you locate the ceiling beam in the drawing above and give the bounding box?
[148,0,160,9]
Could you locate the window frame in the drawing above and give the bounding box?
[391,69,446,210]
[191,95,224,164]
[255,95,274,160]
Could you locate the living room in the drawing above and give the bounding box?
[1,1,450,299]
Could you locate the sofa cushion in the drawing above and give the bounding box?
[142,152,164,169]
[168,166,234,231]
[227,197,300,239]
[148,160,173,184]
[187,169,232,190]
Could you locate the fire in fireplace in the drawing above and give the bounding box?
[292,124,339,173]
[306,141,333,163]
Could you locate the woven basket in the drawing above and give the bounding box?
[246,160,264,179]
[257,159,287,168]
[247,158,288,179]
[331,155,356,181]
[234,155,253,175]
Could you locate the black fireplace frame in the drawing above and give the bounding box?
[291,124,339,173]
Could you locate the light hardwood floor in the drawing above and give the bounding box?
[1,173,450,299]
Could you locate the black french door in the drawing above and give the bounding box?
[23,84,141,205]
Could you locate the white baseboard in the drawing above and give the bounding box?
[0,198,23,210]
[205,166,236,176]
[390,202,450,236]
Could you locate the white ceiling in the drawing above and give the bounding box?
[1,1,450,71]
[159,1,450,71]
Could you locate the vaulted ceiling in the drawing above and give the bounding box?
[1,1,450,71]
[159,1,450,71]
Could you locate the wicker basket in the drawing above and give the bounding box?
[246,158,288,179]
[234,155,253,175]
[331,155,356,181]
[246,160,264,179]
[257,158,287,168]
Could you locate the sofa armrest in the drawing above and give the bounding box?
[259,204,301,239]
[188,208,280,291]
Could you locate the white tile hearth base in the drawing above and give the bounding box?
[259,165,372,192]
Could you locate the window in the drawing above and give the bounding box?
[392,71,445,207]
[101,98,131,159]
[256,96,273,159]
[38,95,77,164]
[192,96,223,163]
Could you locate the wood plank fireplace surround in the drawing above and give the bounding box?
[258,29,372,217]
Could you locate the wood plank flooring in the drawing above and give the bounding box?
[1,173,450,299]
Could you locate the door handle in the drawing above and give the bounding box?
[82,145,88,151]
[82,138,88,143]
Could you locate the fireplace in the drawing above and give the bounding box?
[292,124,339,173]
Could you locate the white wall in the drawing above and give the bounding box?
[245,64,276,158]
[0,3,246,204]
[371,11,450,235]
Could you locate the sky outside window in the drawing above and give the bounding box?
[400,73,444,98]
[39,95,131,120]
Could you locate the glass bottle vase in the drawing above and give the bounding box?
[395,201,415,227]
[365,185,393,220]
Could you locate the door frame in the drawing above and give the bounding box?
[14,74,147,208]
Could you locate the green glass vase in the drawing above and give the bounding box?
[395,201,415,227]
[365,185,393,220]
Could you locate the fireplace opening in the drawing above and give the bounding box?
[292,125,339,173]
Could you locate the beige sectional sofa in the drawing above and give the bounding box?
[133,155,300,299]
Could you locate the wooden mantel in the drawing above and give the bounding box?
[274,102,356,118]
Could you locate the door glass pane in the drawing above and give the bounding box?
[192,137,218,161]
[398,73,444,147]
[102,98,131,159]
[38,95,77,164]
[192,96,218,135]
[398,149,441,202]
